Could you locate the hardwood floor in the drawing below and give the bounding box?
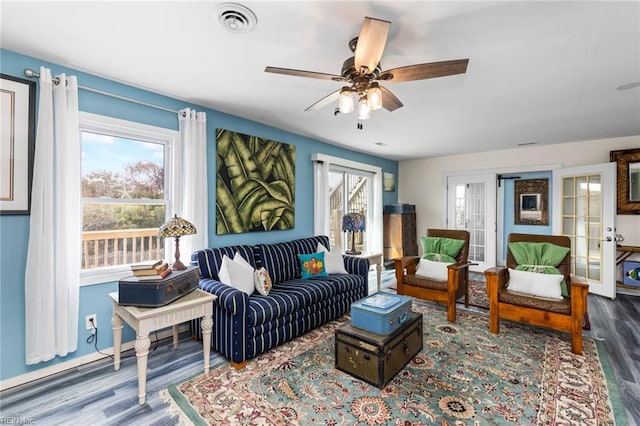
[1,271,638,425]
[584,292,640,425]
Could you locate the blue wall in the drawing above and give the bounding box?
[0,49,398,382]
[501,171,553,262]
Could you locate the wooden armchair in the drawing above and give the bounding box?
[395,229,471,322]
[484,233,589,355]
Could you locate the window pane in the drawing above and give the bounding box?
[81,131,164,199]
[82,203,165,269]
[81,129,167,270]
[83,203,166,232]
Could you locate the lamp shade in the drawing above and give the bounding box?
[342,212,366,233]
[158,214,197,238]
[158,215,197,271]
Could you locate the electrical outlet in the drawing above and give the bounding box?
[85,314,97,331]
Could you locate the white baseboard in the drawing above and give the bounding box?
[0,325,189,392]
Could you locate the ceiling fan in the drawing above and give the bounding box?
[265,16,469,129]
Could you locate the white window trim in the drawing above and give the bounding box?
[79,112,178,286]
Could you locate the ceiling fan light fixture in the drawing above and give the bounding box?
[358,97,370,120]
[367,83,382,110]
[338,87,354,113]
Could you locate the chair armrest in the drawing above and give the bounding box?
[570,274,589,288]
[484,266,509,294]
[447,262,473,271]
[394,256,420,273]
[199,278,249,316]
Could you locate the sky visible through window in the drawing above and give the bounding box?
[81,131,163,175]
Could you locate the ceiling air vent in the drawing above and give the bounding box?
[216,3,257,34]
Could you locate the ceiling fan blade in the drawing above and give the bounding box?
[304,89,341,111]
[265,66,344,81]
[378,59,469,82]
[380,86,403,111]
[354,17,391,74]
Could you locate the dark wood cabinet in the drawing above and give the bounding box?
[383,212,418,260]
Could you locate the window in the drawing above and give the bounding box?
[79,113,178,285]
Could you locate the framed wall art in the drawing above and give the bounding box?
[383,172,395,192]
[514,178,549,225]
[215,129,295,234]
[610,148,640,214]
[0,74,36,215]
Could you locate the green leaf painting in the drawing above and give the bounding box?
[216,129,295,234]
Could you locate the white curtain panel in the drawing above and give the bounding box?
[177,109,208,258]
[24,67,81,364]
[370,172,383,253]
[313,159,330,237]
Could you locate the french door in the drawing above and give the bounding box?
[446,174,496,272]
[552,162,616,299]
[328,167,373,252]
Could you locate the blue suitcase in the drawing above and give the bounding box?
[351,293,412,335]
[118,266,199,307]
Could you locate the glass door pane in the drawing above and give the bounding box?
[329,169,371,252]
[554,162,615,298]
[447,174,496,272]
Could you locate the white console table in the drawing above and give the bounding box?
[348,251,383,292]
[110,289,216,405]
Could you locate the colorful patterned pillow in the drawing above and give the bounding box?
[298,252,328,279]
[254,267,272,296]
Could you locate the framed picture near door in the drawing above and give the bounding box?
[514,178,549,225]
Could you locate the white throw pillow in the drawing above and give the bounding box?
[233,252,252,269]
[506,268,563,300]
[218,254,255,295]
[317,243,348,274]
[415,258,452,281]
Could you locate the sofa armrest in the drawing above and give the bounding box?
[199,278,249,316]
[343,256,370,278]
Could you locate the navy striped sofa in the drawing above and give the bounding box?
[190,235,369,368]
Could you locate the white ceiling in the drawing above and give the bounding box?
[2,1,639,160]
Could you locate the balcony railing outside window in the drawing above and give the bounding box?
[82,228,164,269]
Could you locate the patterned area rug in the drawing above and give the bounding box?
[467,279,489,309]
[166,300,624,425]
[385,276,489,309]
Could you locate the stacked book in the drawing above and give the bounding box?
[130,260,172,280]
